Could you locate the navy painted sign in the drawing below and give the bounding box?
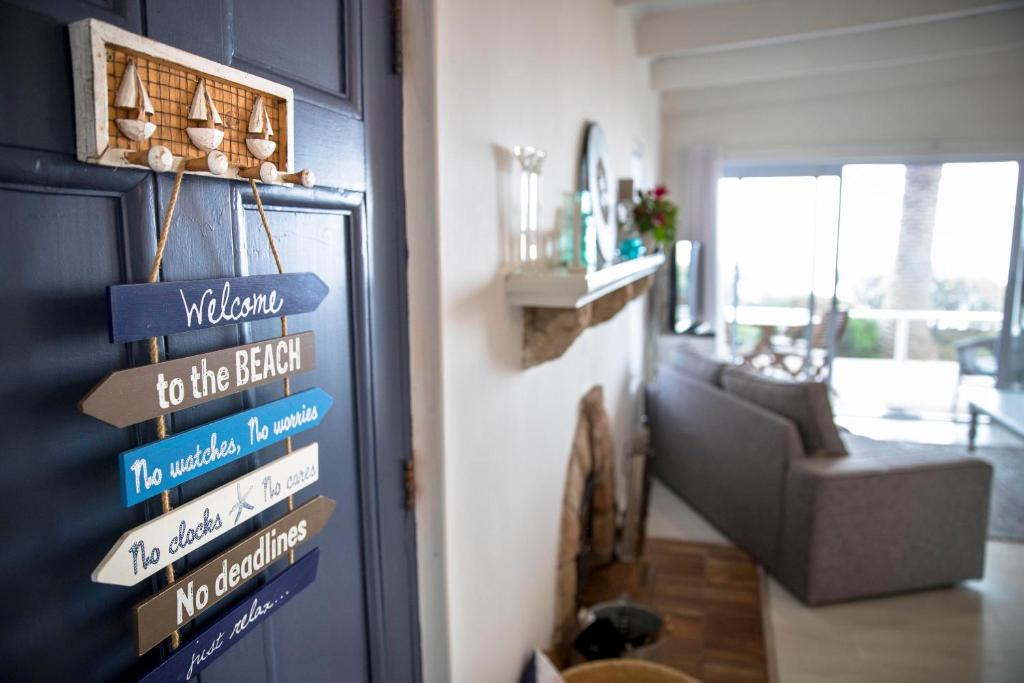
[108,272,329,342]
[138,548,320,683]
[119,388,333,506]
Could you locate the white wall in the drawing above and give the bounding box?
[404,1,660,681]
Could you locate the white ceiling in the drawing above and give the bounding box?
[625,0,1024,100]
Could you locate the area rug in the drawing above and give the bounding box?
[899,443,1024,541]
[578,539,773,683]
[969,445,1024,542]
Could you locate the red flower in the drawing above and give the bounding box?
[654,185,667,199]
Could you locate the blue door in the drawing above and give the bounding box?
[0,1,419,680]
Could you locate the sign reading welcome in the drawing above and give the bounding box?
[118,387,332,506]
[108,273,329,342]
[79,332,315,428]
[92,444,319,586]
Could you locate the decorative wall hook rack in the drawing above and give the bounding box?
[69,19,315,187]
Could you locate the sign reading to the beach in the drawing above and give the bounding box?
[134,496,335,655]
[138,548,320,683]
[118,388,332,506]
[79,332,315,428]
[92,444,319,586]
[108,273,329,342]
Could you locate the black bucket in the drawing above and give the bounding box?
[572,598,664,661]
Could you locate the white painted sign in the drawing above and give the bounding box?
[92,444,319,587]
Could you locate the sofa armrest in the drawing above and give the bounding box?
[647,366,805,569]
[778,447,992,604]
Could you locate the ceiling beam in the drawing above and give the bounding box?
[636,0,1023,58]
[661,46,1024,117]
[651,7,1024,91]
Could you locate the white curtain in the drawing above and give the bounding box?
[676,145,721,329]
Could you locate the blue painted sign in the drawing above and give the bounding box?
[118,388,333,506]
[107,272,329,342]
[138,548,320,683]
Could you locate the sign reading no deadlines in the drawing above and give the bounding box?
[107,272,329,342]
[134,496,336,655]
[79,332,316,428]
[92,444,319,586]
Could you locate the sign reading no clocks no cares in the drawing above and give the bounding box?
[108,272,329,342]
[92,444,320,586]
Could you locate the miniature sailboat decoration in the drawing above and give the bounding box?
[246,95,277,160]
[185,78,225,152]
[114,59,156,142]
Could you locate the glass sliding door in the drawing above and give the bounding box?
[717,172,840,377]
[716,160,1021,422]
[831,162,1019,418]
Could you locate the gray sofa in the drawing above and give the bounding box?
[647,349,993,605]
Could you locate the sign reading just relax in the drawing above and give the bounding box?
[138,548,320,683]
[107,272,329,342]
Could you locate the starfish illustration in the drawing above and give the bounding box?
[229,484,255,524]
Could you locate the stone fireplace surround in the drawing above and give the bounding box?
[553,386,618,653]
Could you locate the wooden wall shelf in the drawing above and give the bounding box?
[506,254,665,309]
[511,255,665,367]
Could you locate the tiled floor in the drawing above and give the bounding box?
[648,479,1024,683]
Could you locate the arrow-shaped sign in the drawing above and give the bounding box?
[108,272,329,343]
[118,387,332,506]
[138,548,320,683]
[133,496,335,655]
[79,331,315,428]
[92,443,319,586]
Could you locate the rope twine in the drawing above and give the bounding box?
[144,173,295,652]
[249,179,297,566]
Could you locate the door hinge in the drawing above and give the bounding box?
[391,0,403,75]
[403,458,416,509]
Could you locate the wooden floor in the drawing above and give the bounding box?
[578,538,771,683]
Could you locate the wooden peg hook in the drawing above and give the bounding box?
[125,146,174,173]
[239,161,279,184]
[281,169,316,188]
[184,151,229,176]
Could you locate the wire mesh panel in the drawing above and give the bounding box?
[105,45,288,170]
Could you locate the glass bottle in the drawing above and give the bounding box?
[513,146,546,269]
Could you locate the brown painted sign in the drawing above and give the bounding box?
[133,495,336,655]
[79,332,315,428]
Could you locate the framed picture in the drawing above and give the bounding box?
[581,122,616,263]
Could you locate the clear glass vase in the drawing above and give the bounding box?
[512,146,546,269]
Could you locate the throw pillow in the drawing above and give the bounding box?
[721,367,847,457]
[667,344,727,386]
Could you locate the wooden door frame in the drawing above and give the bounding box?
[349,1,422,681]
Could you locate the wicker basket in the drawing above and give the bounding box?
[562,659,700,683]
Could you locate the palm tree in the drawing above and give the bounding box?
[886,163,942,360]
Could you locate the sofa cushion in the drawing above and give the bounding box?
[666,345,728,386]
[721,367,846,457]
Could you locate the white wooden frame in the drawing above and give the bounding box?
[69,18,296,183]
